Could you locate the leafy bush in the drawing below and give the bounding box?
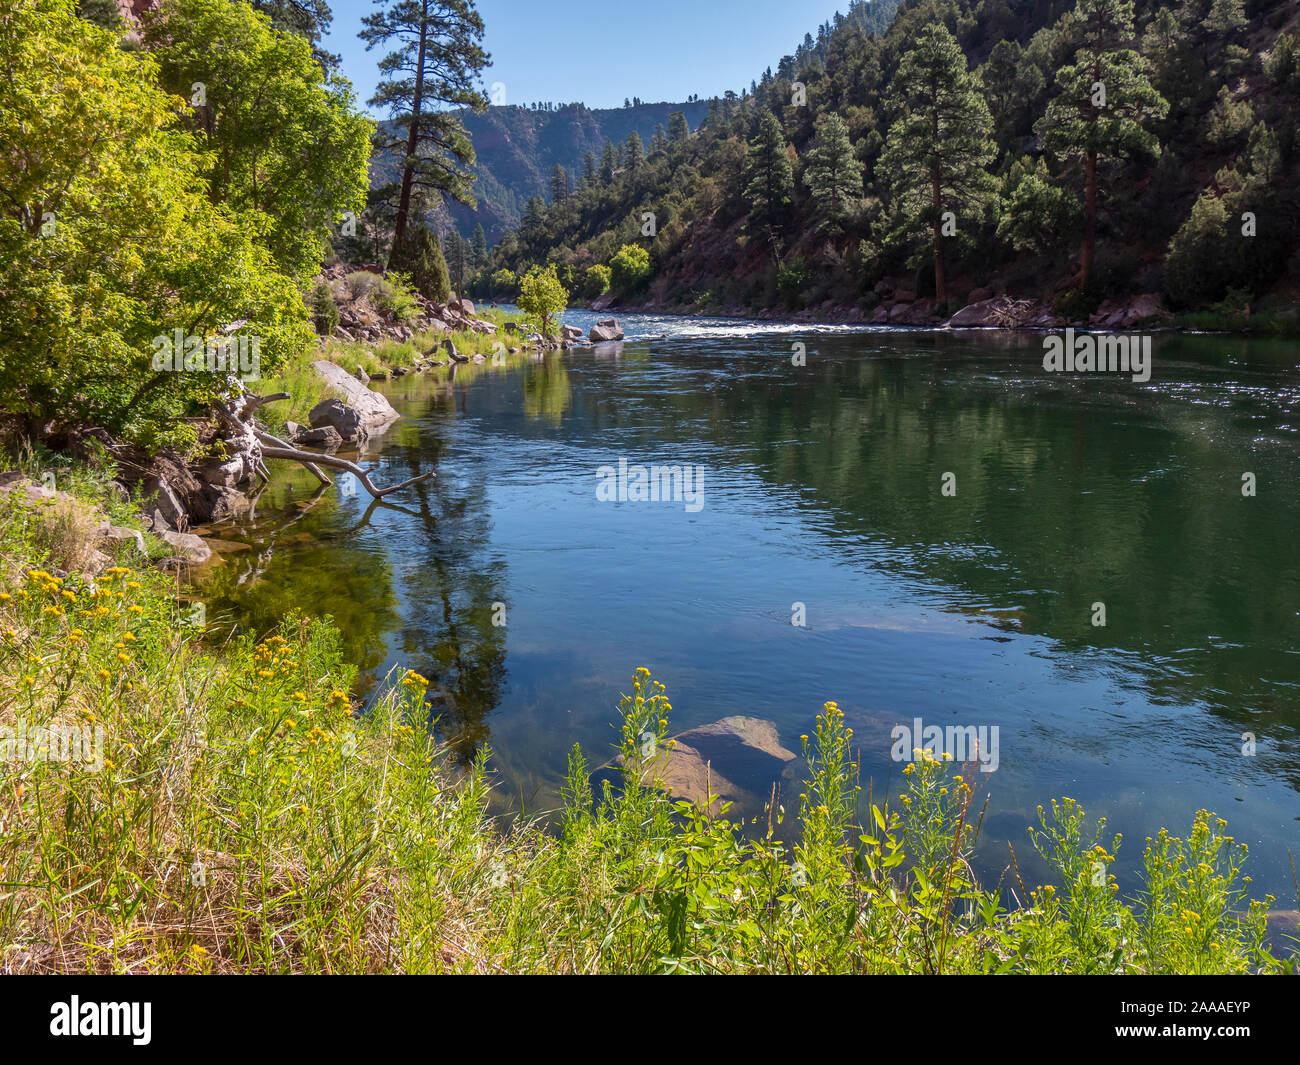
[311,282,339,336]
[583,264,611,300]
[608,243,652,296]
[777,258,807,309]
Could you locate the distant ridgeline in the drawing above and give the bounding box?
[371,0,905,244]
[474,0,1300,319]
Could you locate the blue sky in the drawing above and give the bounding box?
[325,0,849,113]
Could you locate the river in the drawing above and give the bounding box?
[196,310,1300,901]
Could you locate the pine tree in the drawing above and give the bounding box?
[668,111,690,142]
[361,0,490,263]
[550,163,569,202]
[1037,0,1167,289]
[878,23,997,306]
[394,223,451,303]
[471,222,487,269]
[599,140,617,183]
[582,150,598,186]
[802,111,863,243]
[624,130,644,173]
[743,110,795,264]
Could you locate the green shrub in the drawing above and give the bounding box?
[312,281,339,336]
[608,243,652,296]
[583,264,611,300]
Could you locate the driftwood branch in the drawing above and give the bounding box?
[214,380,434,499]
[259,446,434,497]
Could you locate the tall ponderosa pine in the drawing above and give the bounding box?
[1037,0,1167,289]
[802,111,863,244]
[743,110,795,263]
[599,140,617,183]
[624,130,644,173]
[668,110,690,142]
[549,164,569,203]
[878,23,996,306]
[470,221,487,268]
[361,0,489,264]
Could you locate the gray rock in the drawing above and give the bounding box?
[195,455,248,488]
[141,476,186,530]
[307,398,367,444]
[294,424,344,449]
[589,317,624,342]
[102,525,147,556]
[355,365,370,384]
[159,530,211,564]
[945,298,1005,328]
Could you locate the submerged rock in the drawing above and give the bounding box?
[604,715,800,816]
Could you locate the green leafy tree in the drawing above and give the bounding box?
[251,0,339,70]
[608,243,651,296]
[489,267,515,298]
[802,111,863,243]
[1037,0,1168,289]
[982,39,1046,149]
[997,156,1080,253]
[878,22,997,306]
[743,110,795,263]
[0,0,310,445]
[1164,191,1230,306]
[360,0,489,262]
[144,0,372,284]
[517,263,567,335]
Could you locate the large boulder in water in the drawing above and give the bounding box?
[589,317,624,342]
[311,360,398,431]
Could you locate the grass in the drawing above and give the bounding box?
[255,308,528,437]
[0,483,1293,974]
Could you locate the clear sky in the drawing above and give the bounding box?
[325,0,850,113]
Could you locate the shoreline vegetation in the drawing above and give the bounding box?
[0,476,1295,974]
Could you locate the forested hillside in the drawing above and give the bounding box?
[481,0,1300,324]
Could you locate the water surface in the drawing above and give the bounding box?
[199,312,1300,900]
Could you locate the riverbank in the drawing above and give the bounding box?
[577,290,1300,336]
[0,469,1292,973]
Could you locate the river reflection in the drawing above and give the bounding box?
[197,317,1300,900]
